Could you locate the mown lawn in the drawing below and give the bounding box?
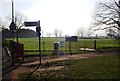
[20,54,119,80]
[63,55,119,79]
[6,38,64,50]
[6,38,118,50]
[5,38,120,55]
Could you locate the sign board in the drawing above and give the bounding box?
[71,36,78,42]
[66,36,78,42]
[66,37,71,42]
[60,41,64,48]
[24,21,38,27]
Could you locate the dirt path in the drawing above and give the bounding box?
[2,53,107,80]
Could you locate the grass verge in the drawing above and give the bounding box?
[20,54,119,80]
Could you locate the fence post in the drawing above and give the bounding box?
[43,41,45,51]
[94,40,96,50]
[10,41,15,66]
[69,42,72,55]
[84,41,86,50]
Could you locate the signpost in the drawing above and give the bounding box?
[9,0,16,66]
[24,20,41,65]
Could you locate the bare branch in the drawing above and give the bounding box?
[103,3,120,15]
[92,0,120,34]
[114,0,120,8]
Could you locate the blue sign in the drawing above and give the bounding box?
[60,41,64,48]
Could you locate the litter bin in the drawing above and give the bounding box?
[54,42,59,50]
[53,42,59,55]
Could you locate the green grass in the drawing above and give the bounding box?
[6,38,64,50]
[5,38,119,50]
[5,38,120,55]
[20,54,119,79]
[77,39,118,48]
[63,55,119,79]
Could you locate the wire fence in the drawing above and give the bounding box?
[16,38,120,55]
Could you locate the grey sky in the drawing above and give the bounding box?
[0,0,107,36]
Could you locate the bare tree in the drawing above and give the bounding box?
[54,29,59,37]
[107,28,117,38]
[46,33,51,37]
[76,27,85,38]
[58,30,63,37]
[6,11,28,42]
[0,18,7,30]
[85,27,93,37]
[54,29,63,37]
[0,18,4,30]
[92,0,120,36]
[7,11,28,29]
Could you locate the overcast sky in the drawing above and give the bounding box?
[0,0,107,36]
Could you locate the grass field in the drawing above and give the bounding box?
[20,54,119,79]
[5,37,120,55]
[3,38,119,79]
[6,38,118,50]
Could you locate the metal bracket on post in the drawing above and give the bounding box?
[69,42,72,55]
